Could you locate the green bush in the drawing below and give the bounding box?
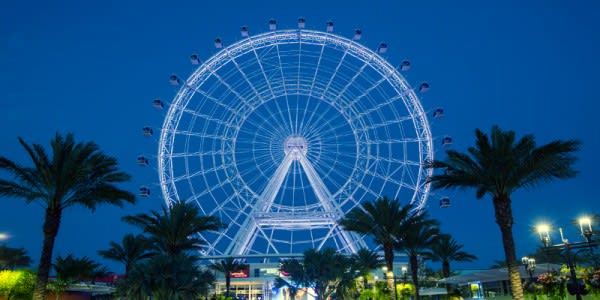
[0,269,36,300]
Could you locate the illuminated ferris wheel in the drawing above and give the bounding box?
[154,19,434,256]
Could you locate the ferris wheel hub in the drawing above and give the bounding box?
[283,135,308,158]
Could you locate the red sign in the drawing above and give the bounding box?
[230,266,250,278]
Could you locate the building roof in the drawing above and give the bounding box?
[439,264,562,285]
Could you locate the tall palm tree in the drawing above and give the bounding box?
[429,235,477,278]
[98,233,154,276]
[0,244,32,270]
[394,214,441,300]
[339,197,435,300]
[122,200,222,255]
[427,125,580,300]
[0,133,135,300]
[208,257,248,298]
[339,197,423,273]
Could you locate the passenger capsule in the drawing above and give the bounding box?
[152,99,164,109]
[353,29,362,41]
[241,26,249,37]
[441,136,453,147]
[377,43,388,54]
[169,75,180,86]
[432,108,444,119]
[139,186,151,197]
[419,82,430,93]
[214,38,223,49]
[400,60,411,71]
[137,156,149,166]
[269,19,277,31]
[190,54,200,65]
[142,126,153,137]
[326,21,334,33]
[439,197,451,208]
[298,17,306,29]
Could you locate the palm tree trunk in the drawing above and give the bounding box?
[225,275,231,298]
[409,254,420,300]
[493,195,524,300]
[383,242,396,300]
[33,208,62,300]
[442,260,450,278]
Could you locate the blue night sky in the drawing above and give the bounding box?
[1,1,599,274]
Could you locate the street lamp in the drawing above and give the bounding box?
[382,266,396,298]
[401,265,408,283]
[521,256,536,281]
[535,217,598,300]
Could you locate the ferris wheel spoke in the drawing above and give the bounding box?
[185,85,240,117]
[167,129,232,140]
[302,115,349,141]
[308,45,325,98]
[300,108,338,138]
[298,100,326,137]
[169,150,223,158]
[226,49,269,106]
[330,60,369,104]
[207,67,256,111]
[297,41,302,94]
[343,75,388,110]
[320,50,349,99]
[274,44,295,133]
[354,95,405,121]
[249,104,293,136]
[249,41,277,100]
[237,115,283,140]
[181,108,230,126]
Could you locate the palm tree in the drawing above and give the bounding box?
[197,268,216,300]
[339,197,421,273]
[0,244,32,270]
[120,253,204,300]
[123,200,222,255]
[339,197,435,300]
[53,254,109,283]
[351,248,382,290]
[427,125,580,300]
[0,133,135,300]
[429,235,477,278]
[394,214,441,300]
[98,233,154,276]
[208,257,248,298]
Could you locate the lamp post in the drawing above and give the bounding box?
[399,265,408,300]
[382,265,396,299]
[521,256,536,281]
[535,216,598,300]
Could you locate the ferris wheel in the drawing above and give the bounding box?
[154,19,434,256]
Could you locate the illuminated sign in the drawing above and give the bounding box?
[230,266,250,278]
